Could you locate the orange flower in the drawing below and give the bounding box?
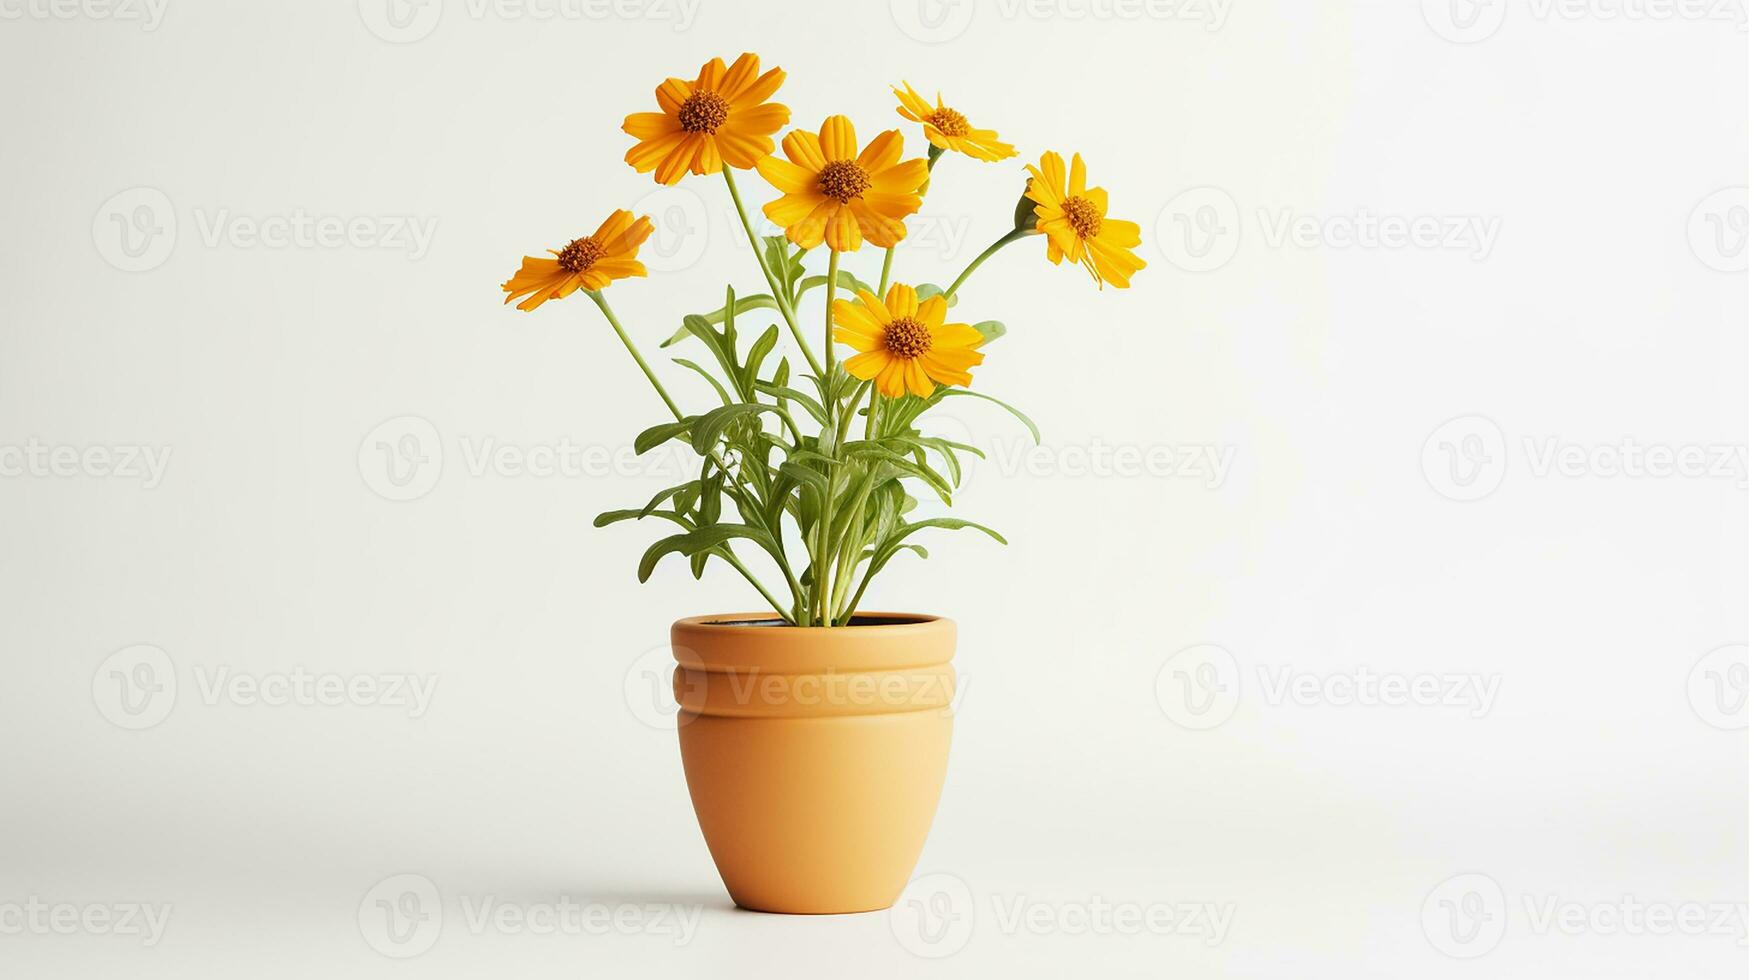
[1024,151,1145,289]
[501,210,652,312]
[892,82,1015,162]
[833,283,985,398]
[622,53,790,185]
[755,116,929,252]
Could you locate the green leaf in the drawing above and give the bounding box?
[638,524,773,583]
[594,508,691,529]
[634,419,693,455]
[971,320,1006,345]
[755,381,827,425]
[640,481,699,518]
[869,518,1005,574]
[778,460,830,495]
[741,325,779,394]
[673,358,732,405]
[661,293,780,348]
[915,283,959,308]
[691,402,779,453]
[764,237,806,300]
[799,269,872,297]
[936,388,1040,443]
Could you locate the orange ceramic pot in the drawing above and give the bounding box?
[671,612,956,914]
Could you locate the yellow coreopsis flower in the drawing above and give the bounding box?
[1024,151,1146,289]
[892,82,1015,162]
[833,283,985,398]
[501,210,652,312]
[756,116,928,252]
[623,53,790,185]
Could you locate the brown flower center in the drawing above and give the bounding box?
[1061,195,1103,239]
[928,107,970,137]
[883,316,932,359]
[556,236,604,273]
[817,160,873,204]
[677,91,730,134]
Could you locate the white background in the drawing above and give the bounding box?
[2,0,1746,976]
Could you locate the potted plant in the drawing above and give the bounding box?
[501,53,1145,914]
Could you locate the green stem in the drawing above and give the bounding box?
[944,228,1025,301]
[876,247,894,295]
[815,250,843,627]
[721,167,824,378]
[587,290,683,420]
[587,290,797,622]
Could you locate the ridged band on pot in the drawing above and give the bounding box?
[669,612,957,914]
[672,613,956,719]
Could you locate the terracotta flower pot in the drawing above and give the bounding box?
[671,612,956,914]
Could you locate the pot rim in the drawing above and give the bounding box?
[674,611,943,632]
[672,612,956,672]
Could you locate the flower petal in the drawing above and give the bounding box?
[843,349,891,380]
[884,284,919,319]
[656,78,691,115]
[857,129,904,172]
[782,129,826,171]
[623,111,679,140]
[819,114,857,161]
